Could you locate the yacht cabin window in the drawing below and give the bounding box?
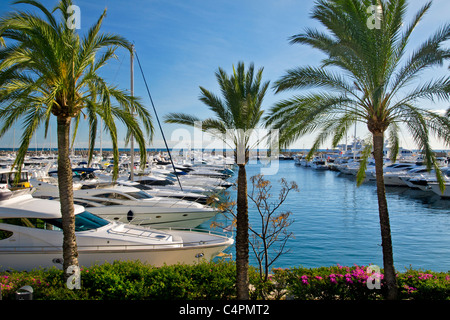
[48,211,109,231]
[95,193,130,200]
[125,191,152,200]
[0,229,13,240]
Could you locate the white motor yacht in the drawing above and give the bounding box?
[0,191,233,271]
[403,167,450,191]
[165,171,234,189]
[396,166,449,191]
[116,180,212,205]
[300,157,311,167]
[310,158,328,170]
[32,182,219,228]
[366,162,418,186]
[337,160,361,175]
[428,181,450,198]
[399,166,434,190]
[130,173,228,193]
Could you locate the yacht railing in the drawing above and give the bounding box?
[105,223,234,244]
[0,230,232,253]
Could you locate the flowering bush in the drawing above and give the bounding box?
[0,262,448,300]
[269,264,450,300]
[0,270,51,299]
[278,264,386,300]
[397,269,450,300]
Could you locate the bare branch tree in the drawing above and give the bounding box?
[247,174,298,281]
[214,174,298,283]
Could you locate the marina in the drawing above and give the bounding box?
[0,146,449,272]
[0,0,449,302]
[0,184,233,271]
[0,155,237,271]
[218,152,450,273]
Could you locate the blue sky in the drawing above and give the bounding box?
[0,0,449,151]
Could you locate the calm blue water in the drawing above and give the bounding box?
[203,160,450,272]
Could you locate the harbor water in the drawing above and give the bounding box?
[204,160,450,272]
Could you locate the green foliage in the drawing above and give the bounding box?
[1,261,449,300]
[397,268,450,300]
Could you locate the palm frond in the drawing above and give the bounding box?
[164,112,201,127]
[0,0,153,181]
[356,139,374,186]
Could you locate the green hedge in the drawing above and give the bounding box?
[0,261,449,300]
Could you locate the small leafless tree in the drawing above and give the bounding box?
[247,174,298,281]
[214,174,298,282]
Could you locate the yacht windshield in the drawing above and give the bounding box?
[125,191,153,199]
[45,211,109,231]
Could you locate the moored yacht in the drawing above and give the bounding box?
[32,183,219,228]
[116,180,213,205]
[382,163,418,186]
[428,182,450,198]
[0,191,233,271]
[310,158,328,170]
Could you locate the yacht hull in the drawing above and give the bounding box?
[0,230,233,271]
[88,205,218,228]
[429,183,450,198]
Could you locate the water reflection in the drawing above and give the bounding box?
[206,161,450,271]
[385,186,450,211]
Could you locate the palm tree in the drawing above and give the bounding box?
[265,0,450,300]
[0,0,153,276]
[165,62,269,299]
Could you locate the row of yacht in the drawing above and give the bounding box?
[0,153,237,271]
[295,152,450,198]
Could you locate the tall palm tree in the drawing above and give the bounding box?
[165,62,269,299]
[265,0,450,300]
[0,0,153,276]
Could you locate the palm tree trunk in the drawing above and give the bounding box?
[236,163,249,299]
[57,116,79,278]
[373,132,398,300]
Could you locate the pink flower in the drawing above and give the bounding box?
[344,274,354,284]
[329,274,337,284]
[403,285,417,294]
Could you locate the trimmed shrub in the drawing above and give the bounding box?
[1,261,448,300]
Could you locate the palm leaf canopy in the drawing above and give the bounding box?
[0,0,153,178]
[265,0,450,187]
[165,62,269,163]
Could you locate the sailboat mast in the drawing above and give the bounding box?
[99,118,102,160]
[130,44,135,181]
